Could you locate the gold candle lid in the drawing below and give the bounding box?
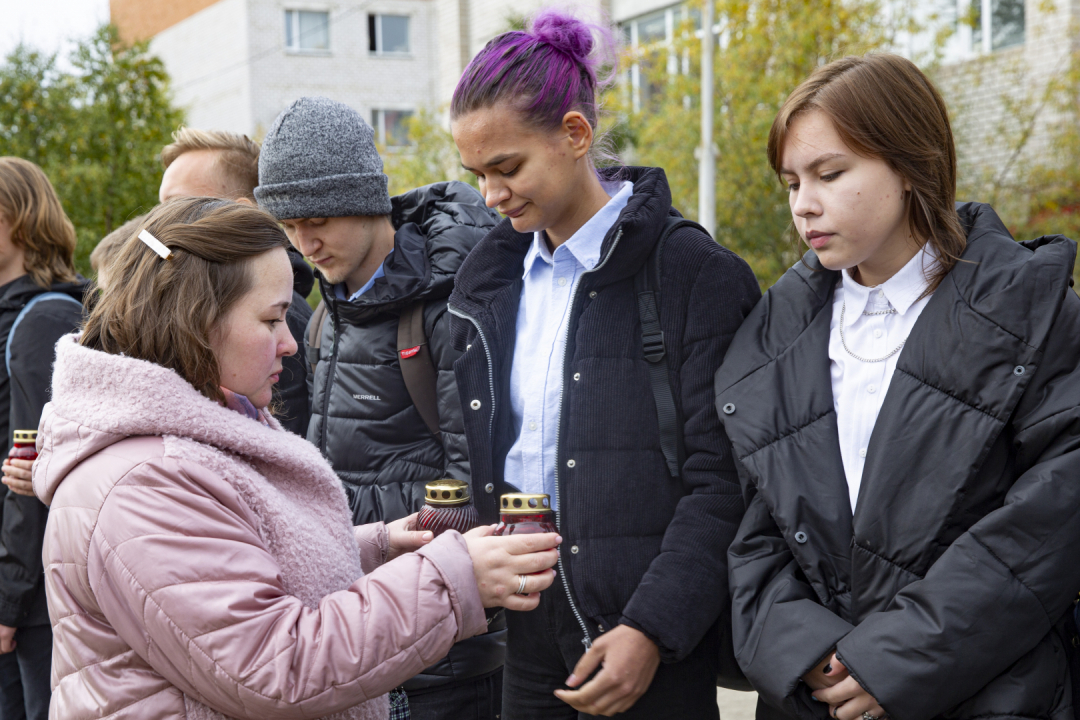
[12,430,36,443]
[424,478,471,506]
[500,493,552,514]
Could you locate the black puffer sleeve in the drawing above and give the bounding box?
[728,487,854,719]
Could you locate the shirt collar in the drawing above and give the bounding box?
[522,180,633,279]
[840,243,938,327]
[335,249,394,302]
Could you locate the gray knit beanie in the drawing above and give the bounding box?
[255,96,392,219]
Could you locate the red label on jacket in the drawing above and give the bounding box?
[400,346,421,359]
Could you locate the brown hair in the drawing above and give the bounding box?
[161,128,261,201]
[0,157,78,289]
[767,54,966,292]
[90,214,146,275]
[80,197,288,404]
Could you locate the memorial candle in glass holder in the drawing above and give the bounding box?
[10,430,37,462]
[493,493,557,536]
[416,479,480,536]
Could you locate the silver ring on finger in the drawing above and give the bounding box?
[862,713,878,720]
[516,574,528,595]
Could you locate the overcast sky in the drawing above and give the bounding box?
[0,0,110,62]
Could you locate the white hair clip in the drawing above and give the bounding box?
[138,229,172,260]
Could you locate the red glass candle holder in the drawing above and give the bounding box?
[493,493,557,536]
[10,430,37,462]
[416,479,480,537]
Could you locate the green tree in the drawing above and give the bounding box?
[381,108,478,195]
[0,25,183,276]
[0,47,78,170]
[608,0,916,286]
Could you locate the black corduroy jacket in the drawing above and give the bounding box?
[448,166,761,661]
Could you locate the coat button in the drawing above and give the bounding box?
[589,291,597,298]
[567,459,576,468]
[570,545,580,554]
[484,483,494,494]
[722,403,736,415]
[467,344,472,351]
[470,399,482,410]
[573,373,580,381]
[1013,365,1025,376]
[794,531,808,544]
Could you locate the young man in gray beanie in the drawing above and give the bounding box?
[255,96,503,720]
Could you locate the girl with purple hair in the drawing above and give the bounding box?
[447,10,761,718]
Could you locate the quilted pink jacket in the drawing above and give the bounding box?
[33,335,487,720]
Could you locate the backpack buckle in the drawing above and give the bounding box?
[642,331,666,363]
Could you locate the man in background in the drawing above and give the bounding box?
[159,128,313,434]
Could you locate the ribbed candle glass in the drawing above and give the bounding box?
[417,479,480,536]
[10,430,37,461]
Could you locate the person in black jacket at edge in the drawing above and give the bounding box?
[448,11,761,719]
[159,127,314,435]
[715,54,1080,720]
[0,158,88,720]
[254,96,503,720]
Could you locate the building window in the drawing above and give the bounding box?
[971,0,1024,51]
[368,14,410,55]
[285,9,330,52]
[620,4,700,113]
[372,109,414,147]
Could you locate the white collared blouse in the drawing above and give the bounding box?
[829,245,939,511]
[503,180,633,508]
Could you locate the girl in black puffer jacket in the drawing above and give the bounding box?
[717,53,1080,720]
[448,10,760,720]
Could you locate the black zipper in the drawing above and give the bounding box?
[446,305,496,441]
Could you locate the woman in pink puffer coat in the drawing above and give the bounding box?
[28,198,559,720]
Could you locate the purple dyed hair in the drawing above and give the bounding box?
[451,10,617,132]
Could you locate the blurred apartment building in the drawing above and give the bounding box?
[111,0,440,142]
[614,0,1063,183]
[926,0,1074,184]
[614,0,1069,187]
[108,0,687,141]
[113,0,1065,182]
[112,0,611,141]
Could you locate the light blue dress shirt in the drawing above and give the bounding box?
[503,181,633,508]
[334,249,394,301]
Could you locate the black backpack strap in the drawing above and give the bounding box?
[397,300,441,438]
[306,300,330,373]
[635,216,707,479]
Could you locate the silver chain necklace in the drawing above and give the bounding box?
[839,302,907,363]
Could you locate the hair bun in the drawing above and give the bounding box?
[531,11,594,63]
